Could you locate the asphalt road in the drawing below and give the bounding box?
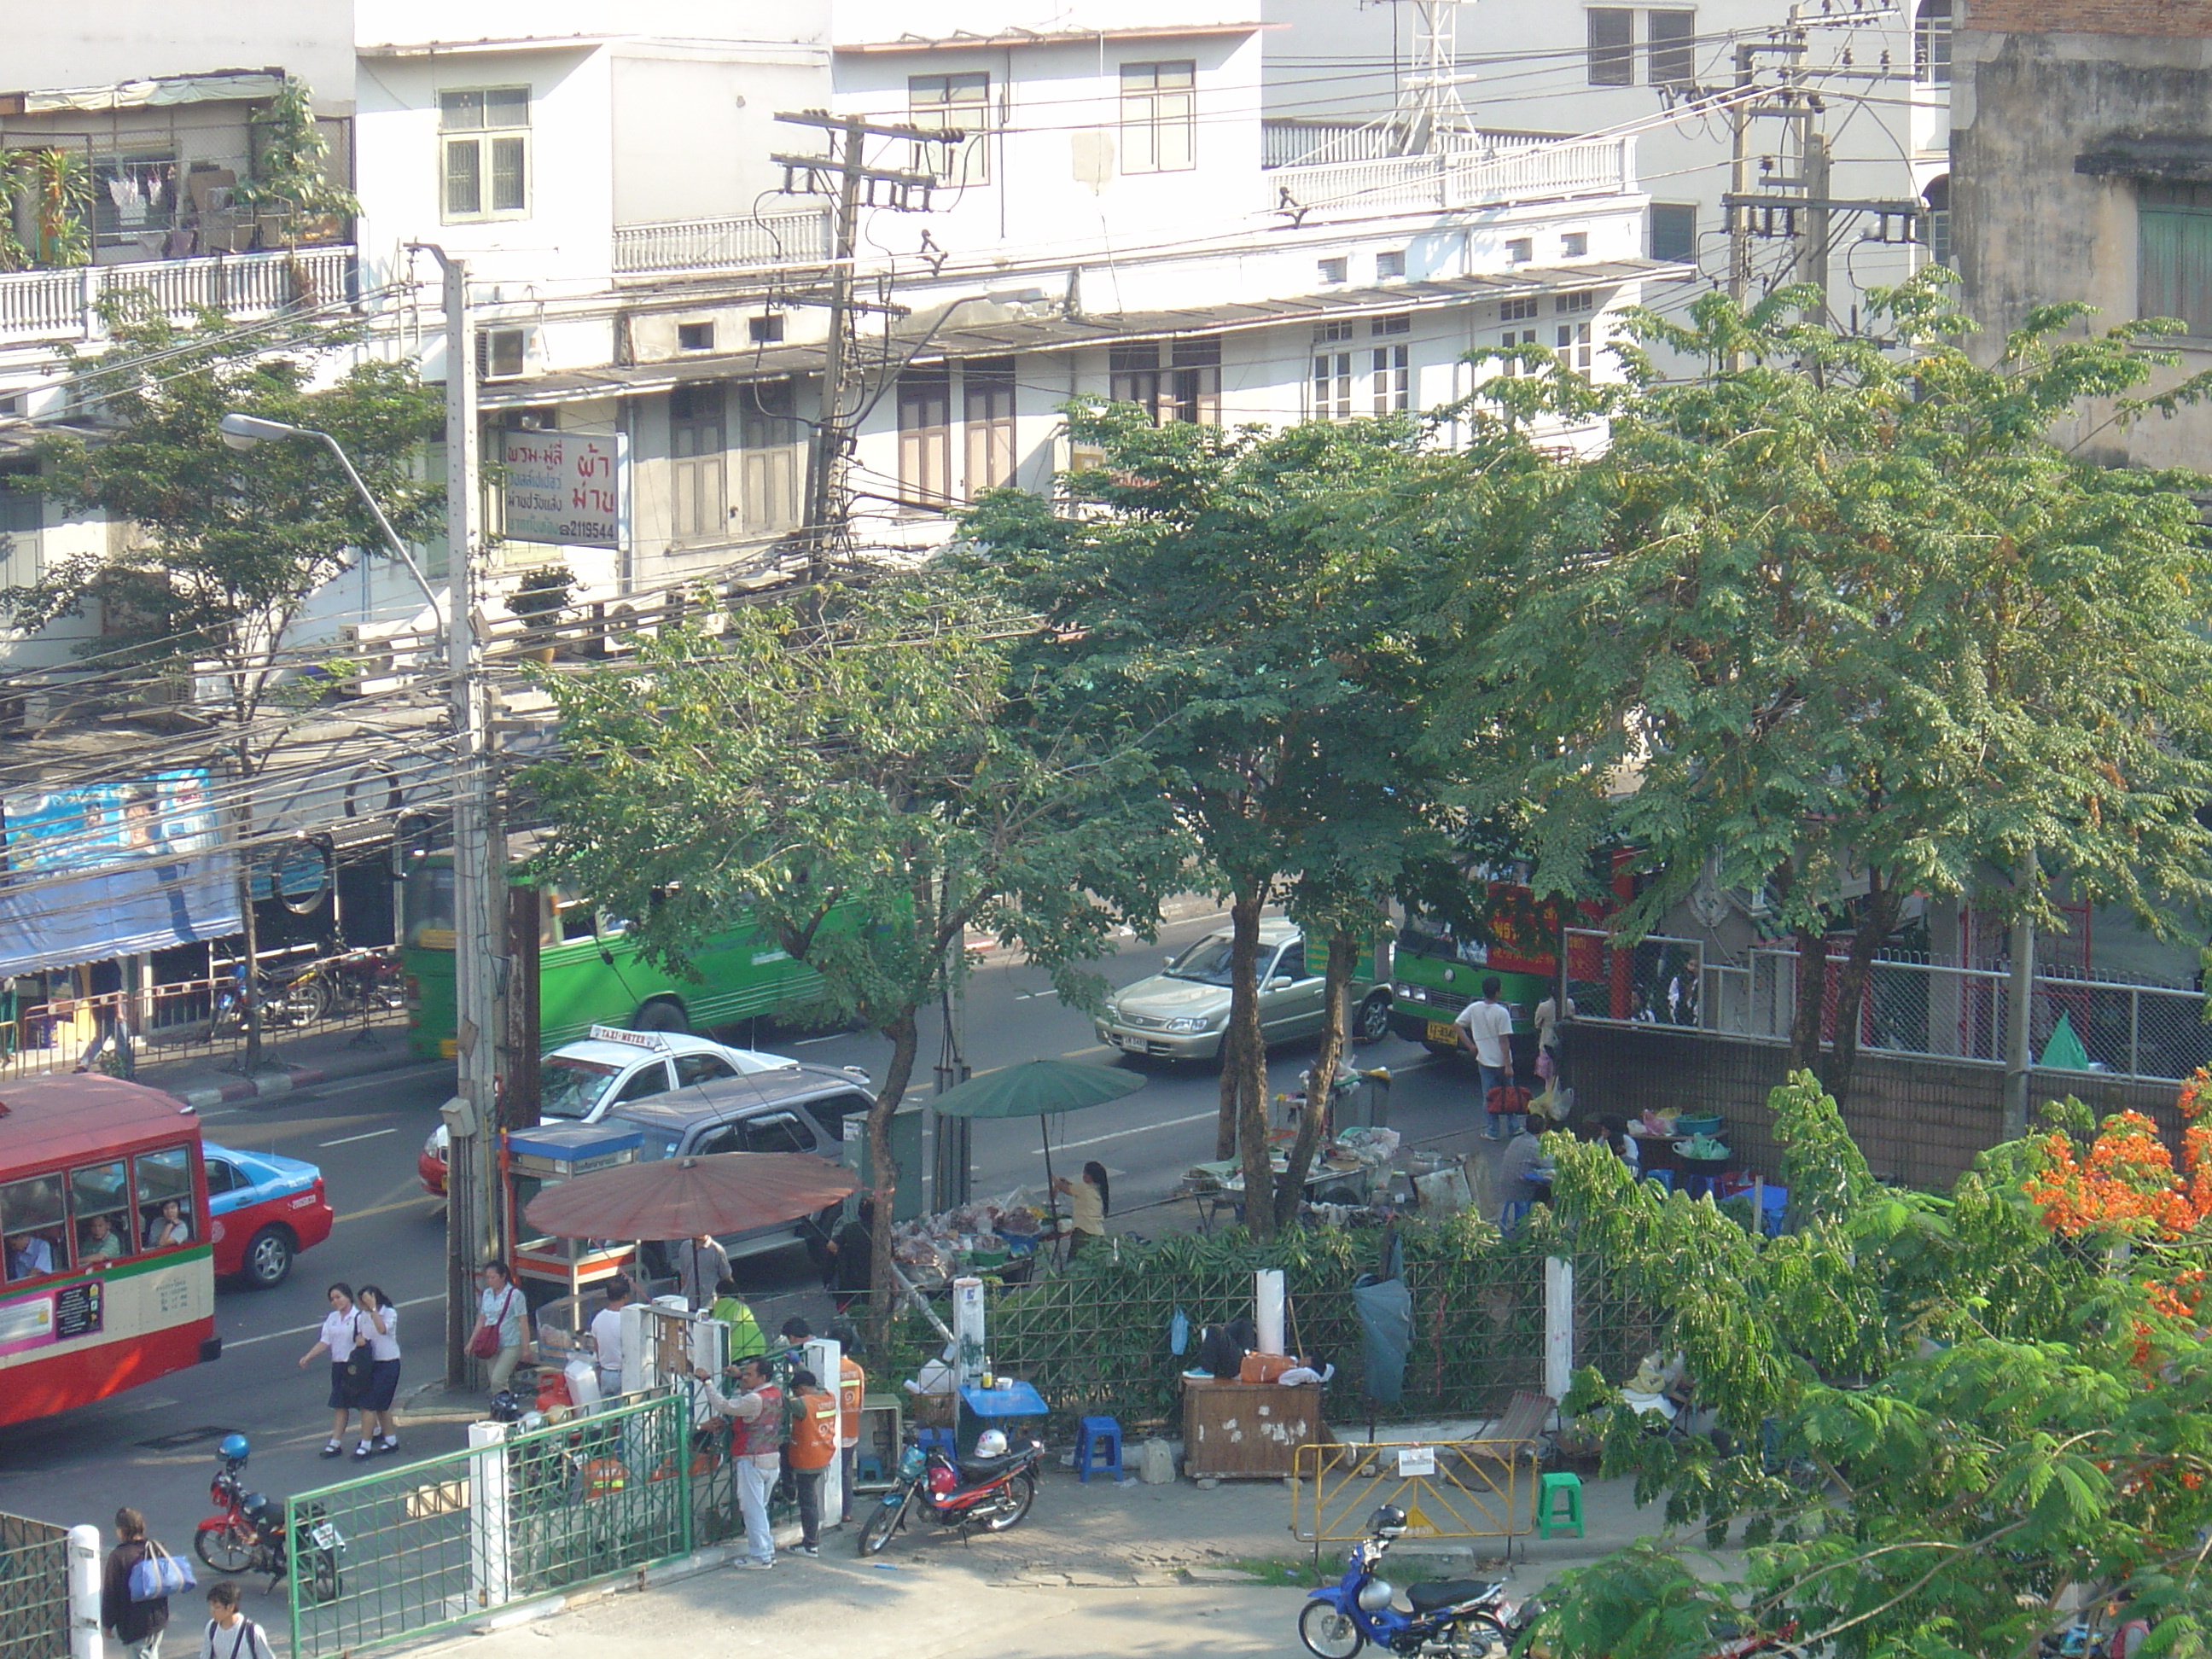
[0,900,1493,1638]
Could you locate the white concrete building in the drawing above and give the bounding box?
[0,0,1683,690]
[1260,0,1953,343]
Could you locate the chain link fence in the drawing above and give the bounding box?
[0,1512,67,1659]
[980,1229,1657,1431]
[1568,929,2211,1085]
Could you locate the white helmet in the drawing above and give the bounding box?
[974,1429,1009,1458]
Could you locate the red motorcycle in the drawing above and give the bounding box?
[857,1429,1044,1555]
[195,1434,345,1601]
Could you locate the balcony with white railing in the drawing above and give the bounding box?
[1268,136,1639,222]
[612,207,835,276]
[0,244,355,346]
[1262,118,1559,171]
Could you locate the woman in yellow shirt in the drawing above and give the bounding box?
[1054,1160,1110,1255]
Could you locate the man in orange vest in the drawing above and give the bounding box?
[785,1368,841,1557]
[689,1355,781,1569]
[828,1322,868,1524]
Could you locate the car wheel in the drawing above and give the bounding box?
[635,998,690,1033]
[1354,992,1392,1045]
[243,1225,294,1289]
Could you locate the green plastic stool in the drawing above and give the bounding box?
[1536,1471,1584,1540]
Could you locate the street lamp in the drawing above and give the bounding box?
[216,412,441,610]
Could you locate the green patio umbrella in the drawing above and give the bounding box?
[930,1059,1146,1233]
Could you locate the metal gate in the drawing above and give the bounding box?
[1292,1440,1530,1567]
[0,1512,68,1659]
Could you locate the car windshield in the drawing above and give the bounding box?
[539,1057,622,1121]
[1163,936,1237,987]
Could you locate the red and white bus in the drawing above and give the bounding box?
[0,1074,218,1428]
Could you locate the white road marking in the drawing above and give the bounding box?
[1033,1109,1217,1153]
[792,1034,847,1046]
[224,1291,445,1350]
[319,1126,399,1147]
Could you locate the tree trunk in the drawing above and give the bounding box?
[1227,882,1276,1238]
[864,1005,921,1359]
[1825,880,1905,1111]
[1215,997,1241,1161]
[1277,928,1357,1230]
[1790,926,1828,1073]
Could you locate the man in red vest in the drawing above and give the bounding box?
[690,1355,781,1569]
[785,1369,841,1556]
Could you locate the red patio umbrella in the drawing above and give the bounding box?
[523,1152,857,1241]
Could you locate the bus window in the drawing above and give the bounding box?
[2,1177,65,1280]
[71,1161,132,1262]
[553,886,597,945]
[136,1146,195,1249]
[404,862,457,948]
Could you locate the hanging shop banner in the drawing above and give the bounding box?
[502,431,622,549]
[0,769,239,976]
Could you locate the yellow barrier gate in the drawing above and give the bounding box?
[1291,1440,1531,1567]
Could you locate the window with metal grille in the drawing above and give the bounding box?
[1318,256,1349,284]
[1501,295,1540,322]
[1557,320,1593,371]
[911,73,990,184]
[1372,344,1410,414]
[1915,0,1951,86]
[898,369,953,505]
[1167,338,1220,426]
[1377,249,1406,280]
[1562,231,1589,258]
[1923,176,1951,270]
[668,383,726,546]
[1313,351,1354,420]
[1587,9,1635,85]
[1506,237,1533,263]
[1121,61,1196,173]
[1109,345,1163,420]
[1499,328,1539,375]
[963,358,1016,497]
[1647,11,1697,88]
[2139,181,2212,337]
[441,87,529,221]
[1650,202,1697,263]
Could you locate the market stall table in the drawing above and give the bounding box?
[956,1378,1050,1455]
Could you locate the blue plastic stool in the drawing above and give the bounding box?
[1074,1416,1123,1482]
[854,1452,886,1484]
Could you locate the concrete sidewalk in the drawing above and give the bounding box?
[416,1459,1714,1659]
[119,1017,441,1109]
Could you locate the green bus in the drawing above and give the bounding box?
[1387,881,1567,1057]
[400,855,853,1060]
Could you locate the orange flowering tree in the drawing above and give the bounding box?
[1534,1072,2212,1659]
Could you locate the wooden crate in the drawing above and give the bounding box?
[1181,1377,1327,1480]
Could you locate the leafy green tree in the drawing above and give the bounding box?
[5,301,441,1064]
[963,403,1507,1232]
[1529,1075,2212,1659]
[1470,279,2212,1105]
[527,575,1181,1346]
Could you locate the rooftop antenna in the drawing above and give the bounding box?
[1395,0,1473,155]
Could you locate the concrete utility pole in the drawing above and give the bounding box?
[411,243,505,1386]
[772,108,962,579]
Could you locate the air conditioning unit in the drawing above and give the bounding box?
[477,327,533,381]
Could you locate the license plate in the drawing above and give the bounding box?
[308,1522,345,1551]
[1425,1021,1458,1045]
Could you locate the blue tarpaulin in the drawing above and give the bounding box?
[0,856,242,977]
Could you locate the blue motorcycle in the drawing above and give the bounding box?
[1298,1505,1516,1658]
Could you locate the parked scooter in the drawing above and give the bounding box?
[194,1434,346,1601]
[857,1429,1044,1555]
[1298,1506,1515,1658]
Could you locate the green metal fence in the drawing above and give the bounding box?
[0,1512,67,1659]
[286,1392,698,1659]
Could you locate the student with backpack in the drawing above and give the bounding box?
[198,1582,276,1659]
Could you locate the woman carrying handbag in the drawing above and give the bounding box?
[298,1283,371,1458]
[469,1260,530,1393]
